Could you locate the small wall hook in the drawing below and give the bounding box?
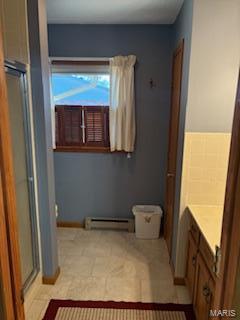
[149,78,156,89]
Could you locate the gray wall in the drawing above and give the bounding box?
[48,24,173,222]
[27,0,58,277]
[170,0,193,265]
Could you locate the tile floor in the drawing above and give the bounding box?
[25,228,191,320]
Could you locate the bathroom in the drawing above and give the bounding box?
[0,0,240,319]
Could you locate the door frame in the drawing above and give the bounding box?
[0,167,15,320]
[164,39,184,256]
[213,72,240,316]
[0,26,25,320]
[5,62,40,293]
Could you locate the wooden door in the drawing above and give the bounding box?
[194,253,215,320]
[0,22,25,320]
[164,40,184,254]
[186,232,198,300]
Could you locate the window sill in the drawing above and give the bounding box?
[54,146,127,154]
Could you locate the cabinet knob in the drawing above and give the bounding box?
[203,284,211,303]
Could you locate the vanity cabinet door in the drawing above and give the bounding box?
[186,231,198,300]
[194,253,214,320]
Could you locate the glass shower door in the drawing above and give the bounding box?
[5,63,39,292]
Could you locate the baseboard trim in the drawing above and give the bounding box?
[57,221,83,228]
[174,277,186,286]
[42,267,60,285]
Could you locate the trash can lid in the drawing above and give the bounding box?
[132,205,162,216]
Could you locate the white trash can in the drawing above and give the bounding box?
[133,205,163,239]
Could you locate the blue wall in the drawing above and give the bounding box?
[171,0,193,266]
[48,25,173,222]
[28,0,59,277]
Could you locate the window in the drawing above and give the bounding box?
[51,66,110,152]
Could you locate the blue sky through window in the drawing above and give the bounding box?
[52,74,110,106]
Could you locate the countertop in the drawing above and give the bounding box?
[188,205,224,254]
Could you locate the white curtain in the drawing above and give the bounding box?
[109,55,136,152]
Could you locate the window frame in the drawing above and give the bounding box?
[51,62,111,153]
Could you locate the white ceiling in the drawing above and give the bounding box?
[47,0,184,24]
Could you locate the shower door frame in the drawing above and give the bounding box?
[5,61,40,293]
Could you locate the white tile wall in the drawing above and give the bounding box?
[183,133,231,206]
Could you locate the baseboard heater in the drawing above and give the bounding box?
[85,217,134,232]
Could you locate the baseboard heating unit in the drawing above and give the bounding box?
[85,217,134,232]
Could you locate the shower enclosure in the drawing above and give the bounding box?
[5,61,39,293]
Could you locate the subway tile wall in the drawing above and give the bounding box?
[182,133,231,206]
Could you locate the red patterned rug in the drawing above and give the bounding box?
[43,300,195,320]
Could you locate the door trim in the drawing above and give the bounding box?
[164,39,184,256]
[0,169,15,320]
[0,27,25,320]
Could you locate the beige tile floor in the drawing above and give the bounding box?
[25,228,191,320]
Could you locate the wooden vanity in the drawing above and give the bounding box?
[185,206,223,320]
